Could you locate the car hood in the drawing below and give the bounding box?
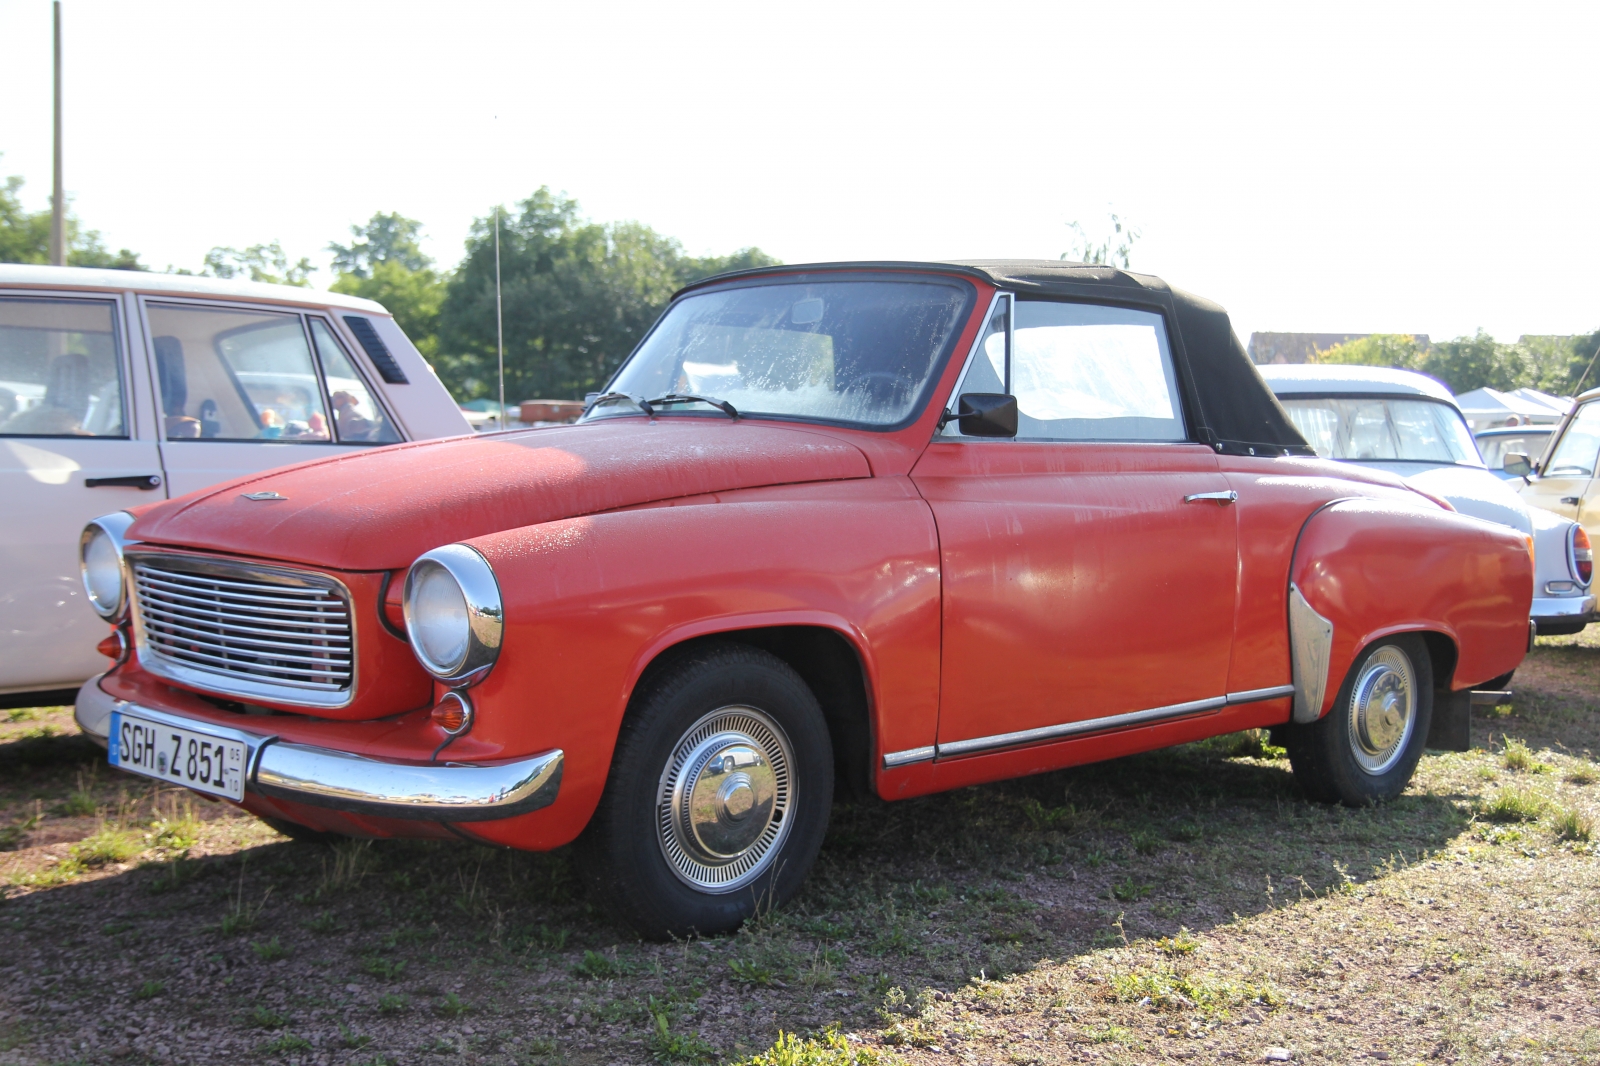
[1349,461,1532,534]
[127,419,873,571]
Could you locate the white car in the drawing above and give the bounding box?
[1262,364,1594,642]
[0,265,470,709]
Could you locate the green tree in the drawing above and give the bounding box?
[203,241,313,286]
[329,213,446,358]
[1312,334,1427,370]
[435,188,777,402]
[0,163,144,269]
[1416,330,1524,394]
[1061,213,1139,267]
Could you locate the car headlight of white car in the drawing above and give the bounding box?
[403,544,503,685]
[79,512,136,622]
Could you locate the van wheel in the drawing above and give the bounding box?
[1284,634,1433,806]
[579,642,833,940]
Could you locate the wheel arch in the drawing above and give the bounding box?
[621,619,879,802]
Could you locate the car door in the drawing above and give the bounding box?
[1521,400,1598,536]
[912,295,1239,758]
[139,299,402,497]
[0,291,167,696]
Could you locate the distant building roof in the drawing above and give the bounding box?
[1247,332,1431,365]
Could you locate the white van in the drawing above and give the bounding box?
[0,265,470,708]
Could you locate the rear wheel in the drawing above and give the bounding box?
[579,642,833,939]
[1284,634,1433,806]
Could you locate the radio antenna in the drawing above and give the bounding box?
[494,202,505,430]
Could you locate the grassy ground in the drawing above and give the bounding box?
[1,631,1596,1066]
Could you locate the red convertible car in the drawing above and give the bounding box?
[74,262,1532,937]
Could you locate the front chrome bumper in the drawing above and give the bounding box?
[74,677,562,822]
[1531,592,1596,630]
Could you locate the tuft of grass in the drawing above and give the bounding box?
[133,980,165,1000]
[1565,764,1598,786]
[248,1005,288,1029]
[376,993,408,1014]
[1107,967,1282,1017]
[0,802,44,851]
[1480,788,1546,824]
[316,840,375,896]
[1156,928,1200,955]
[339,1024,373,1049]
[1109,878,1151,902]
[251,936,289,961]
[435,992,470,1017]
[573,949,625,979]
[150,794,203,851]
[60,769,98,817]
[69,821,144,867]
[1552,806,1594,842]
[361,956,407,981]
[304,911,341,934]
[263,1032,312,1054]
[1502,736,1553,774]
[645,994,715,1062]
[1129,829,1162,855]
[730,1029,892,1065]
[731,957,776,986]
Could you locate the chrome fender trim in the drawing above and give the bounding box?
[1288,583,1334,724]
[73,678,562,822]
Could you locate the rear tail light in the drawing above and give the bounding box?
[1573,526,1593,586]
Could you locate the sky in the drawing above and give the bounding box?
[2,0,1598,349]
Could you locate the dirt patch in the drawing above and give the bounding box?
[2,634,1597,1065]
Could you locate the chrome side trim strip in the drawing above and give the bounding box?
[935,695,1227,759]
[881,745,936,769]
[1226,684,1296,704]
[74,678,562,822]
[1288,583,1335,724]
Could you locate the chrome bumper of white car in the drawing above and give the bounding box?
[1531,592,1596,630]
[74,676,562,822]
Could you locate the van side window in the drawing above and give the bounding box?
[146,303,332,442]
[309,319,401,444]
[0,297,126,437]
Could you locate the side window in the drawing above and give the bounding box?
[308,319,401,444]
[145,303,331,442]
[0,297,125,437]
[1544,402,1600,478]
[951,300,1185,442]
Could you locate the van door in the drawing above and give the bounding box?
[139,299,402,498]
[0,292,166,697]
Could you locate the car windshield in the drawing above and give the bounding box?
[595,279,972,427]
[1279,396,1483,466]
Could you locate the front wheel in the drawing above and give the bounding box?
[1283,634,1433,806]
[579,642,834,939]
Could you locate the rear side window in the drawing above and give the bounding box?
[1544,402,1600,478]
[309,319,400,444]
[954,300,1186,441]
[0,297,125,437]
[146,303,331,442]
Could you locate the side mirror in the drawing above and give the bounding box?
[953,393,1017,437]
[1503,452,1532,478]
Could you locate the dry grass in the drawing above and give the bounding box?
[1,627,1598,1065]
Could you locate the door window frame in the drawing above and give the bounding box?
[1540,399,1600,479]
[939,291,1201,445]
[135,295,403,446]
[0,288,137,440]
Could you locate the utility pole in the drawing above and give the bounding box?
[49,0,65,266]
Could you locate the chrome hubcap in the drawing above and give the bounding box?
[1347,645,1416,775]
[657,706,793,892]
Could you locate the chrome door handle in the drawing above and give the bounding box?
[1561,496,1581,505]
[1184,490,1237,505]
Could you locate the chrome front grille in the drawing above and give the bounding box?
[127,551,355,708]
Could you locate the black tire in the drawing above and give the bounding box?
[260,816,344,844]
[1283,634,1433,806]
[579,641,833,940]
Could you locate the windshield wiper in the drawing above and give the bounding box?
[643,393,739,420]
[585,392,655,417]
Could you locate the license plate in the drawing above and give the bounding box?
[108,711,247,801]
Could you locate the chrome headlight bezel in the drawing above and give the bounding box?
[79,512,136,623]
[402,544,503,686]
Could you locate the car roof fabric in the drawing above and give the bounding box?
[676,259,1313,456]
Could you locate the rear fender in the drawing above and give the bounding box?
[1289,497,1532,721]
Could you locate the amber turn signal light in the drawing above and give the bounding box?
[96,629,128,663]
[1574,527,1593,585]
[430,691,473,735]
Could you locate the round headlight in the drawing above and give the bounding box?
[403,544,503,685]
[79,513,136,622]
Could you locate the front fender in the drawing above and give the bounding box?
[442,476,942,850]
[1290,497,1532,721]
